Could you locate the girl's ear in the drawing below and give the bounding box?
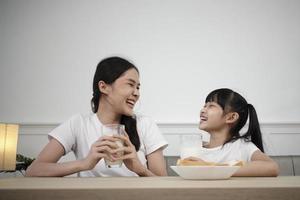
[98,81,110,95]
[226,112,239,124]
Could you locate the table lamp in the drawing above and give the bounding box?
[0,123,19,171]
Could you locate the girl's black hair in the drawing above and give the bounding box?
[91,56,140,151]
[205,88,264,152]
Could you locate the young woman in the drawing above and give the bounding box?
[187,88,279,176]
[26,57,168,177]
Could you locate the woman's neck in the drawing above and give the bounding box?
[96,101,121,125]
[206,128,230,148]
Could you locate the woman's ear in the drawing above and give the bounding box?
[226,112,239,124]
[98,81,110,94]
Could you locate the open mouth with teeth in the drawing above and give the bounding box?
[200,116,208,122]
[126,99,136,108]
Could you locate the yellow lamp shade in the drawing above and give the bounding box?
[0,124,19,170]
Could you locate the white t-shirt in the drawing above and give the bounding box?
[48,113,168,177]
[200,139,259,163]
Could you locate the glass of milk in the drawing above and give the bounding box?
[180,134,203,159]
[101,124,125,168]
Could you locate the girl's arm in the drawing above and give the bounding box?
[233,150,279,177]
[25,137,117,177]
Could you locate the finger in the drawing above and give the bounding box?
[111,146,133,154]
[93,140,119,149]
[113,135,133,147]
[185,156,202,161]
[116,154,134,161]
[95,145,116,154]
[95,148,118,161]
[112,134,126,141]
[98,135,119,142]
[101,140,119,149]
[124,132,130,138]
[99,153,116,162]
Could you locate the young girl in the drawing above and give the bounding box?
[187,88,279,176]
[25,57,168,177]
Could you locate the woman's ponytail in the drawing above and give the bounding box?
[120,115,140,151]
[91,92,100,113]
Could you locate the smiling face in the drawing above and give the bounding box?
[199,101,227,132]
[100,68,140,116]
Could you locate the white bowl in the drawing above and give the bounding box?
[170,165,240,180]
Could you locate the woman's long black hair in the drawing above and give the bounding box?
[205,88,264,152]
[91,56,140,151]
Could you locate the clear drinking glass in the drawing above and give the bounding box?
[180,134,203,159]
[101,124,125,168]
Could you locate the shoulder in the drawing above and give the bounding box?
[134,114,168,154]
[231,138,258,156]
[135,114,157,126]
[63,113,94,129]
[134,114,153,123]
[239,138,257,148]
[134,114,161,132]
[225,138,256,150]
[134,114,162,136]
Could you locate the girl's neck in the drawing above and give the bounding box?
[96,101,121,125]
[206,129,230,148]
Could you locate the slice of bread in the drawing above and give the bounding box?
[177,159,225,166]
[231,160,244,166]
[176,159,244,166]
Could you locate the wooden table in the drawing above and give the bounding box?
[1,176,300,200]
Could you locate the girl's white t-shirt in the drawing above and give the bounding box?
[200,139,259,163]
[48,113,168,177]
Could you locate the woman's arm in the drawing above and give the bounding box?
[25,138,84,177]
[26,137,118,177]
[143,148,168,176]
[233,150,279,177]
[123,148,167,177]
[114,135,167,177]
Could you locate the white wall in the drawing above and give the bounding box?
[1,0,300,124]
[15,123,300,158]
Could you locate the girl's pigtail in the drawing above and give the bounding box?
[246,104,264,152]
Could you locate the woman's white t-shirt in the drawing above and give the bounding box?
[200,139,259,163]
[48,113,168,177]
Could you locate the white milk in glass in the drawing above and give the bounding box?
[101,124,125,168]
[180,134,203,159]
[180,146,202,159]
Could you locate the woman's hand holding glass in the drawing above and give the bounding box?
[81,136,120,170]
[112,134,146,175]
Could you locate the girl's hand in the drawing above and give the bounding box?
[183,156,206,162]
[112,134,146,175]
[81,136,119,170]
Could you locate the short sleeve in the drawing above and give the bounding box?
[241,141,259,162]
[137,116,168,155]
[48,114,80,155]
